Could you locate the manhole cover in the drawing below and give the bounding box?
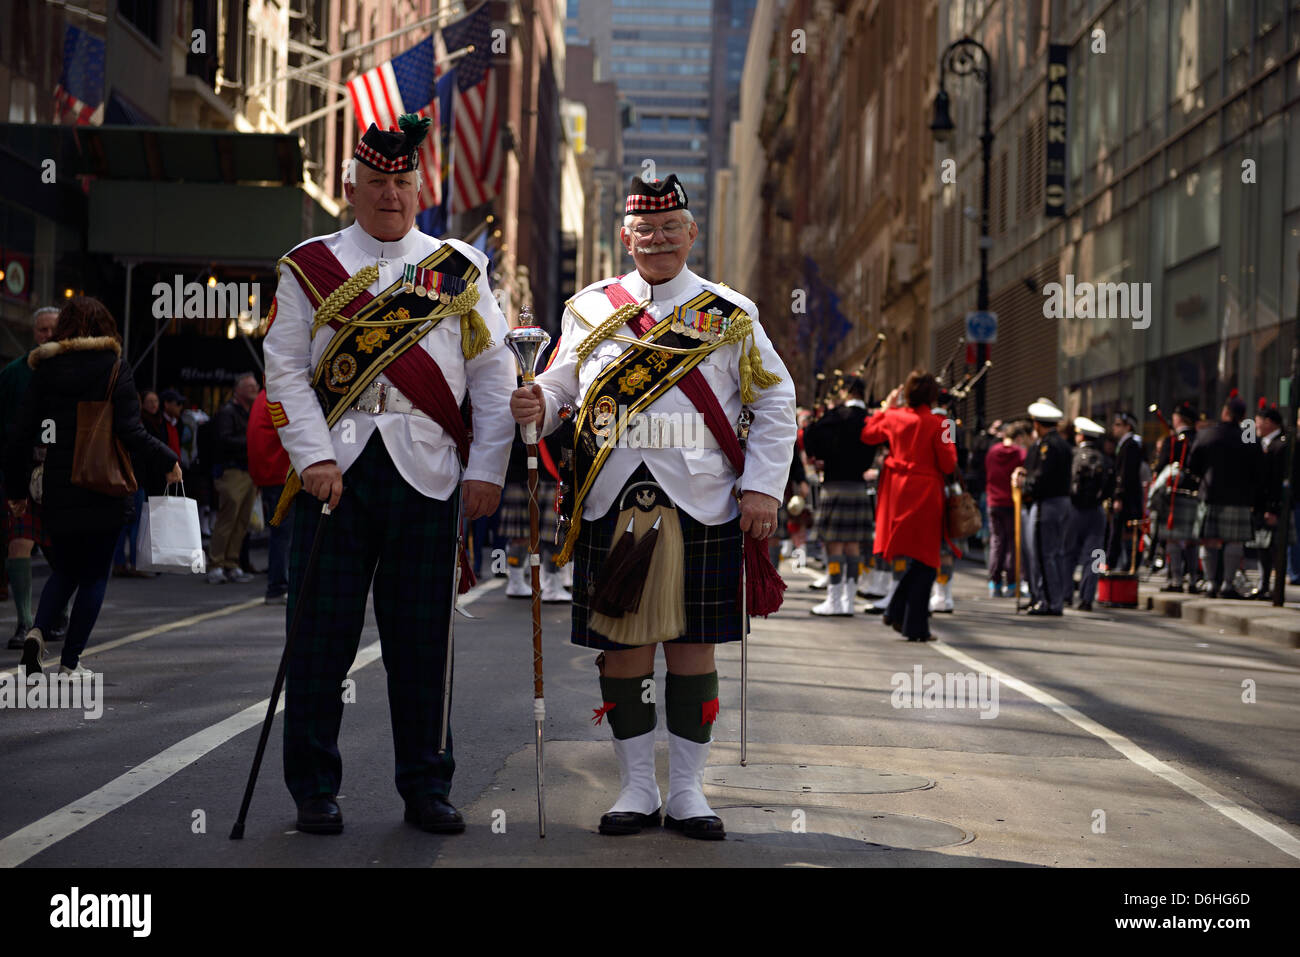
[704,764,932,794]
[717,805,972,851]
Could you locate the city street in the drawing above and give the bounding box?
[2,555,1296,869]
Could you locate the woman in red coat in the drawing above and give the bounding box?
[860,370,958,640]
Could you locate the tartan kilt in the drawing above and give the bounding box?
[570,471,743,651]
[497,479,560,542]
[812,481,873,543]
[1248,510,1298,550]
[1195,502,1253,542]
[1163,493,1200,541]
[5,499,50,547]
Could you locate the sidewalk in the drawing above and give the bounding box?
[1144,591,1300,649]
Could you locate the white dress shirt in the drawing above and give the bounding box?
[264,221,517,499]
[535,267,796,525]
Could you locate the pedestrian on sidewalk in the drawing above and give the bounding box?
[207,372,259,584]
[1189,392,1260,599]
[1107,412,1145,573]
[0,305,66,649]
[247,382,292,604]
[985,420,1028,597]
[112,389,159,578]
[4,297,180,677]
[860,370,958,641]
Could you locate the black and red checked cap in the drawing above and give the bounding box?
[625,173,689,214]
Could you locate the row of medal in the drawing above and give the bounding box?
[401,263,457,305]
[670,305,731,343]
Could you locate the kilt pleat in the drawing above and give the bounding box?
[1195,502,1253,542]
[571,466,743,650]
[812,481,874,542]
[1162,494,1199,541]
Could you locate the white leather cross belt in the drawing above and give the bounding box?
[350,380,429,419]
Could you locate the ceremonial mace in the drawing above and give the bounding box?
[738,407,754,767]
[506,312,550,838]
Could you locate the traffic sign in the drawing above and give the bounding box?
[965,310,998,343]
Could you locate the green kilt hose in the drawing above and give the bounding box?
[571,467,744,651]
[812,480,873,542]
[1195,502,1254,542]
[284,432,457,805]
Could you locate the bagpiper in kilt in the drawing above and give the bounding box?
[1153,401,1200,593]
[264,115,516,836]
[1249,400,1290,600]
[1188,393,1261,598]
[800,376,877,617]
[514,173,796,842]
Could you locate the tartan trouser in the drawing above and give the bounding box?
[283,432,457,806]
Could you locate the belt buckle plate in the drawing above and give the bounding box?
[360,381,387,415]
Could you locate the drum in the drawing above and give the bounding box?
[1097,571,1138,608]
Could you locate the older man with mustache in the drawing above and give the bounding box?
[510,175,796,840]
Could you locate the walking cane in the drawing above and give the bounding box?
[231,498,333,840]
[738,408,754,767]
[437,472,465,757]
[1012,483,1023,614]
[506,316,551,838]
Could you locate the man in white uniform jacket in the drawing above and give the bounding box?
[264,115,515,837]
[511,174,796,840]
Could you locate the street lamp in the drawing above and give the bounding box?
[932,36,993,433]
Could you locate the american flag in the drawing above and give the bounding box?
[442,4,502,213]
[346,36,442,208]
[53,24,104,125]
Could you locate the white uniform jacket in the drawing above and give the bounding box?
[535,267,796,525]
[264,222,516,499]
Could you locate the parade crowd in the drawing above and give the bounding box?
[1,113,1285,845]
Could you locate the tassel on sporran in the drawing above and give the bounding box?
[589,482,685,645]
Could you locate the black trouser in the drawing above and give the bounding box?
[886,558,937,639]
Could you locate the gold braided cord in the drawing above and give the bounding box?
[574,300,648,360]
[311,264,380,336]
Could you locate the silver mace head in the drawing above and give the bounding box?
[505,308,551,380]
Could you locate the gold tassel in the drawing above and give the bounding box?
[460,307,492,359]
[747,338,782,390]
[270,470,301,527]
[589,504,685,646]
[738,349,755,403]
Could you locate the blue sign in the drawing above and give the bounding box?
[965,310,998,344]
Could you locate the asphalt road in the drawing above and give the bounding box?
[1,550,1297,868]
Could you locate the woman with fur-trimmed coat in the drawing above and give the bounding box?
[5,297,180,676]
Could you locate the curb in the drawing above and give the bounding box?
[1145,592,1300,648]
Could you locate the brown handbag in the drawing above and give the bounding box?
[945,471,982,540]
[71,359,138,497]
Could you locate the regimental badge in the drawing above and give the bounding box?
[618,364,651,395]
[356,327,392,354]
[328,353,357,393]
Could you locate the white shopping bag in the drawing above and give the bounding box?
[137,483,206,574]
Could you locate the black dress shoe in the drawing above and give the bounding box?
[296,796,343,834]
[664,813,725,840]
[1077,600,1093,612]
[598,807,661,835]
[1026,605,1062,616]
[1218,586,1245,600]
[1160,583,1185,593]
[7,623,27,650]
[864,604,885,615]
[404,794,466,834]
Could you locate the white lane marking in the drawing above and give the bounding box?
[4,598,266,679]
[0,579,501,868]
[931,639,1300,861]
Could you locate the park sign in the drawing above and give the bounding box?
[1046,44,1068,218]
